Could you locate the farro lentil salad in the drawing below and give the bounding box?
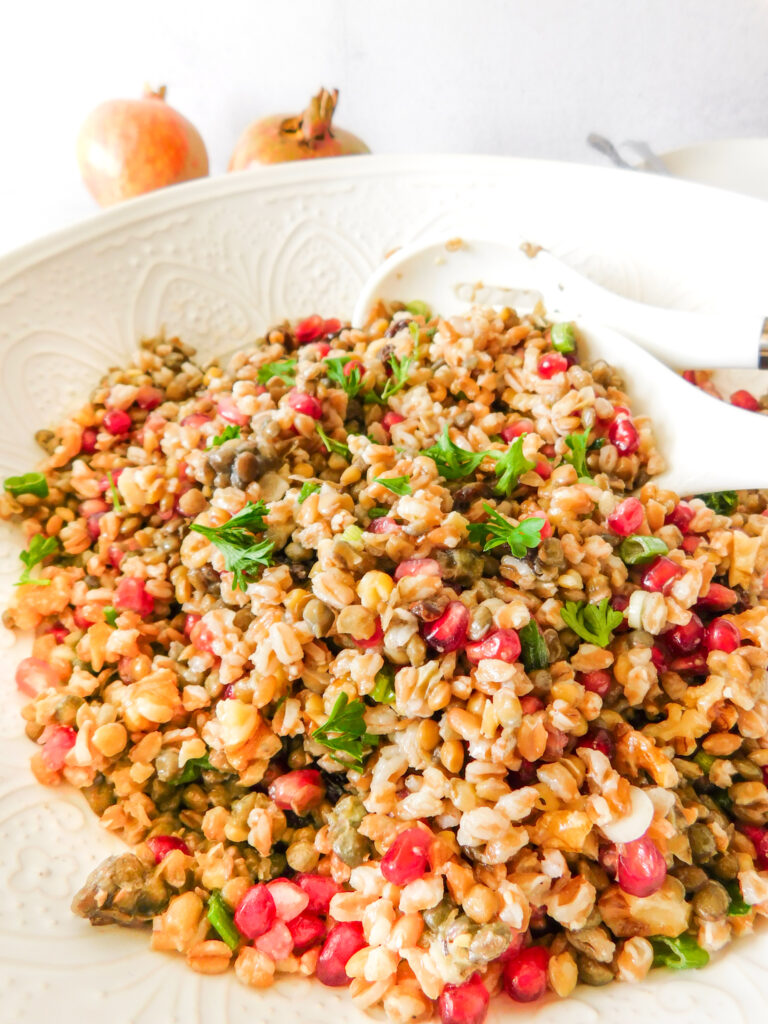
[3,302,768,1024]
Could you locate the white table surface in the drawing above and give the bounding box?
[1,0,767,254]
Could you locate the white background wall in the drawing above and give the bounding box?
[1,0,767,250]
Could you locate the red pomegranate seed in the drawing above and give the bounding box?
[268,769,325,814]
[683,370,696,383]
[696,583,738,611]
[114,577,155,617]
[221,684,236,700]
[184,613,200,636]
[314,343,332,359]
[577,727,615,759]
[651,644,670,672]
[501,418,534,442]
[508,759,537,788]
[543,727,569,761]
[608,418,639,455]
[503,945,550,1003]
[355,618,384,649]
[422,601,469,653]
[381,828,432,885]
[665,612,704,654]
[343,359,364,379]
[190,618,217,654]
[606,497,644,537]
[670,652,709,675]
[73,606,95,629]
[15,657,59,696]
[46,622,69,644]
[267,879,310,922]
[217,395,250,426]
[682,535,701,554]
[323,318,342,335]
[522,510,552,539]
[598,844,619,876]
[641,556,683,593]
[465,628,521,665]
[520,695,543,715]
[295,315,325,343]
[40,725,76,772]
[731,389,761,412]
[741,825,768,870]
[103,409,132,435]
[86,512,105,540]
[611,593,630,632]
[704,618,740,652]
[395,558,442,580]
[135,385,164,410]
[146,834,191,863]
[439,972,490,1024]
[294,874,343,915]
[286,911,326,953]
[616,835,666,897]
[288,390,323,419]
[381,411,405,434]
[79,498,109,518]
[316,921,366,987]
[579,669,612,697]
[254,919,294,960]
[80,427,98,454]
[234,884,277,939]
[367,515,400,534]
[98,467,124,494]
[665,504,695,531]
[107,543,124,568]
[537,352,568,378]
[534,459,552,480]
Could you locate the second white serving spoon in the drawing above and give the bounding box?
[352,238,768,495]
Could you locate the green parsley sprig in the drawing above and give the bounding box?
[325,355,365,398]
[257,358,297,387]
[421,425,490,481]
[316,425,351,460]
[297,481,321,504]
[17,534,59,586]
[468,503,544,555]
[208,424,241,448]
[563,428,593,481]
[190,501,274,591]
[491,436,535,496]
[694,491,737,516]
[107,471,122,512]
[560,597,624,648]
[649,934,709,970]
[373,475,412,496]
[311,692,379,768]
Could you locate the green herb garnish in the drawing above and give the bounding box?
[725,879,752,916]
[380,353,415,402]
[368,507,389,520]
[325,356,365,398]
[404,300,431,319]
[491,436,535,496]
[190,501,274,591]
[550,322,577,353]
[370,665,396,704]
[619,534,669,566]
[560,597,624,648]
[17,534,59,587]
[170,754,215,786]
[563,428,593,481]
[693,748,715,773]
[519,619,550,671]
[468,503,544,555]
[316,425,351,460]
[374,475,412,496]
[694,491,738,516]
[311,692,379,769]
[104,606,119,627]
[297,481,321,504]
[3,472,48,498]
[421,425,489,481]
[107,471,122,512]
[208,424,241,448]
[207,890,241,950]
[257,358,297,386]
[649,934,710,970]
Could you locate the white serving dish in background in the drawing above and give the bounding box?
[657,138,768,200]
[0,155,767,1024]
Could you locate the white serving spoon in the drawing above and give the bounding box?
[353,238,768,495]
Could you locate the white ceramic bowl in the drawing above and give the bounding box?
[1,155,767,1024]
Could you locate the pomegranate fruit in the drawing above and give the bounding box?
[77,86,208,206]
[395,558,442,579]
[608,417,640,455]
[316,921,366,987]
[294,873,343,915]
[730,389,760,411]
[439,973,490,1024]
[229,88,369,170]
[380,828,432,885]
[15,657,59,697]
[114,577,155,617]
[422,601,469,653]
[288,390,323,419]
[501,418,534,442]
[266,879,310,921]
[664,612,704,654]
[146,834,191,863]
[367,515,400,534]
[537,352,568,379]
[40,725,76,772]
[287,911,326,953]
[665,503,695,531]
[381,411,405,434]
[577,727,615,759]
[234,884,277,939]
[268,769,325,814]
[696,582,738,611]
[465,628,521,665]
[616,835,667,897]
[254,920,294,960]
[102,409,132,435]
[704,618,740,652]
[606,497,644,537]
[579,669,612,697]
[503,945,550,1002]
[741,825,768,870]
[641,556,683,593]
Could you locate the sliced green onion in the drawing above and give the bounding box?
[368,507,388,519]
[4,472,48,498]
[519,619,549,672]
[725,879,752,916]
[550,322,576,353]
[104,606,118,627]
[619,534,669,565]
[207,890,241,950]
[340,524,364,547]
[370,665,396,704]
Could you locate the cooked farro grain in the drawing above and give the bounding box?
[4,305,768,1023]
